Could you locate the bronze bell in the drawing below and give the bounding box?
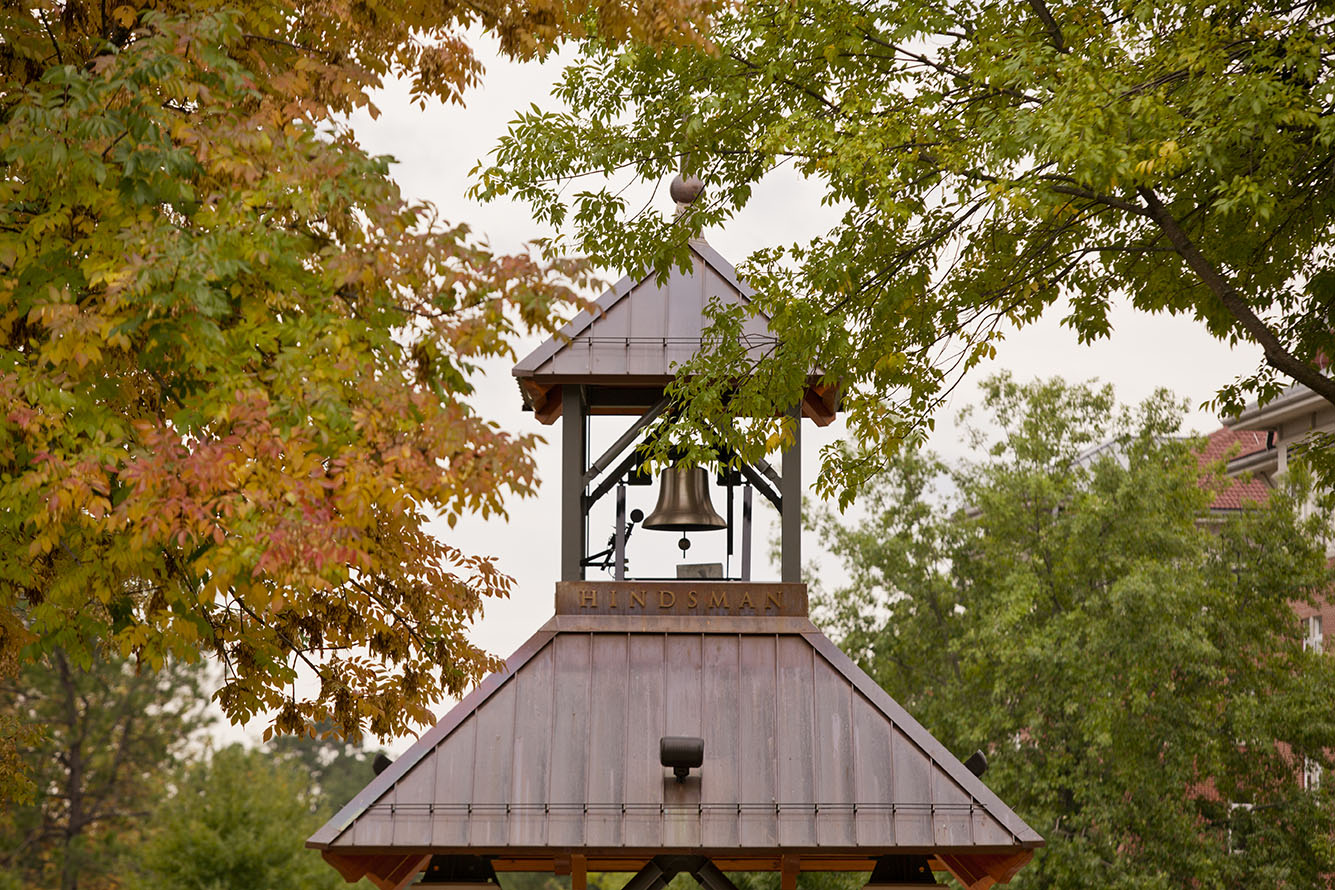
[642,465,727,532]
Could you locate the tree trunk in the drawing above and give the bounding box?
[55,650,82,890]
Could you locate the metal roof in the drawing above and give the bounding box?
[511,240,838,425]
[513,239,774,384]
[309,584,1041,888]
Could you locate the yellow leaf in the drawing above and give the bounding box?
[112,5,136,27]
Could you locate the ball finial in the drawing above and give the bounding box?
[670,173,705,205]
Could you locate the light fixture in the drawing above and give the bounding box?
[660,736,704,782]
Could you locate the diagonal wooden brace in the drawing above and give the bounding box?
[621,860,670,890]
[690,860,742,890]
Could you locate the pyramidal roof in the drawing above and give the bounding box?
[514,239,774,383]
[512,241,837,425]
[309,583,1041,890]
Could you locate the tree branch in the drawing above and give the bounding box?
[1024,0,1067,52]
[1137,187,1335,405]
[1041,180,1150,216]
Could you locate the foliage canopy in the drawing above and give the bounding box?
[129,744,354,890]
[481,0,1335,501]
[813,376,1335,888]
[0,0,714,790]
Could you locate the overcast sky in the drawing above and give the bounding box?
[237,38,1265,752]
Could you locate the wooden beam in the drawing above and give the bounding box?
[332,854,429,890]
[935,852,1033,890]
[322,850,371,883]
[484,853,1032,881]
[535,394,563,425]
[713,859,874,872]
[802,388,837,427]
[383,854,432,890]
[492,856,883,874]
[493,859,566,872]
[989,851,1033,883]
[935,854,993,890]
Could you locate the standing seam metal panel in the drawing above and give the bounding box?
[511,642,555,846]
[663,634,704,848]
[327,629,1025,852]
[586,634,630,846]
[776,635,817,847]
[547,633,592,846]
[624,634,666,847]
[737,635,778,847]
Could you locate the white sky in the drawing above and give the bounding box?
[230,38,1265,753]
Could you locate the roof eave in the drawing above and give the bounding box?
[1226,383,1328,430]
[1224,446,1278,478]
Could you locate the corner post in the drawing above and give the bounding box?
[562,385,588,581]
[780,404,802,583]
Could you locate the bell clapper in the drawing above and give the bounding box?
[678,535,691,557]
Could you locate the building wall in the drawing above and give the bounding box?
[1224,388,1335,660]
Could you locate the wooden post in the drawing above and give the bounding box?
[780,406,801,583]
[780,855,800,890]
[571,855,587,890]
[562,385,587,581]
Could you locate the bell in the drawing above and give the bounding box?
[642,465,727,532]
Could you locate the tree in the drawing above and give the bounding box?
[128,744,358,890]
[810,375,1335,888]
[479,0,1335,501]
[0,649,211,890]
[267,721,390,815]
[0,0,716,793]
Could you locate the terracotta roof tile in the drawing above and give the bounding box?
[1197,427,1271,511]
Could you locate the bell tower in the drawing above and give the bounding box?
[512,178,838,584]
[312,177,1044,888]
[312,178,1044,888]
